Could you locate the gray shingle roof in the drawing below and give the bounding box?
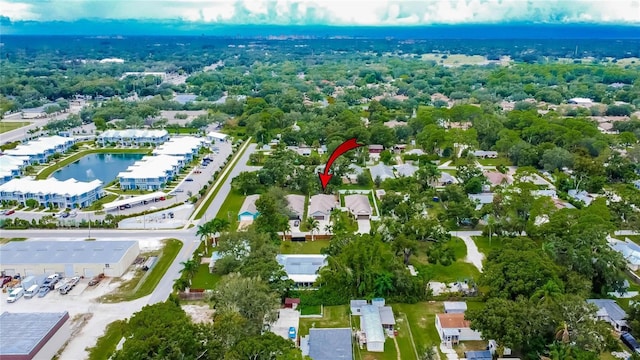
[239,194,260,215]
[307,328,353,360]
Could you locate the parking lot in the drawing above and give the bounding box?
[0,239,163,359]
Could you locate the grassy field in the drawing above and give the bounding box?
[215,190,245,229]
[299,304,322,315]
[421,53,488,66]
[102,239,182,302]
[0,237,27,244]
[36,148,151,180]
[471,235,506,257]
[84,194,119,211]
[413,237,481,283]
[0,121,30,133]
[85,320,127,360]
[394,302,444,356]
[279,240,328,254]
[298,305,351,337]
[191,263,222,289]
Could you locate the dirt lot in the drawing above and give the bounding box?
[182,304,214,323]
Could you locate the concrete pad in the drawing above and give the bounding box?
[271,308,300,341]
[356,219,371,234]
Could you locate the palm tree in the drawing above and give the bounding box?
[173,277,190,292]
[486,214,496,245]
[179,259,199,285]
[531,279,564,305]
[555,322,570,344]
[196,222,213,254]
[209,218,230,246]
[305,217,319,241]
[281,220,291,241]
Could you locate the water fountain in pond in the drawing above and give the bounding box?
[86,169,95,179]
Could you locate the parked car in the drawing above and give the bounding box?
[294,220,300,227]
[7,287,24,303]
[61,212,70,218]
[4,209,15,216]
[88,273,105,286]
[621,333,640,354]
[185,178,194,182]
[1,276,12,287]
[43,274,60,287]
[288,327,297,340]
[38,286,51,298]
[59,284,73,295]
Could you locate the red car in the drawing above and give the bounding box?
[4,210,15,216]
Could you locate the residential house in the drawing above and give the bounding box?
[152,136,204,162]
[301,328,353,360]
[433,172,459,187]
[369,144,384,154]
[117,155,183,190]
[0,155,29,185]
[286,194,306,220]
[465,350,492,360]
[378,306,396,331]
[568,97,593,105]
[435,313,482,345]
[308,194,339,221]
[344,194,372,220]
[97,129,169,146]
[359,305,385,352]
[394,163,418,177]
[238,194,260,221]
[405,149,425,156]
[443,302,468,314]
[0,177,104,209]
[351,300,368,315]
[472,150,498,159]
[568,189,594,206]
[484,171,513,187]
[344,164,364,183]
[369,163,395,182]
[610,239,640,271]
[393,144,407,153]
[4,136,76,164]
[276,254,327,287]
[469,193,494,210]
[586,299,628,332]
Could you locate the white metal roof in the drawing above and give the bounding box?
[0,240,138,264]
[103,191,167,210]
[4,136,74,156]
[0,312,69,356]
[98,129,168,139]
[207,131,229,140]
[361,305,385,343]
[117,155,183,179]
[0,155,29,177]
[152,136,204,156]
[0,177,102,196]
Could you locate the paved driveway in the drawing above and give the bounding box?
[271,308,300,341]
[356,219,371,234]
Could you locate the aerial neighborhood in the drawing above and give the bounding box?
[1,13,640,360]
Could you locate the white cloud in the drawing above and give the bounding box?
[1,0,639,24]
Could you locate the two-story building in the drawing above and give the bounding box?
[117,155,183,190]
[97,129,169,146]
[4,136,76,164]
[0,156,30,185]
[0,177,104,208]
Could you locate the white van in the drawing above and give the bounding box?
[7,287,24,303]
[24,284,40,299]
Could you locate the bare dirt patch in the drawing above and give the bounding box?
[182,304,214,323]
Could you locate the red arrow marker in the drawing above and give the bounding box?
[318,138,363,190]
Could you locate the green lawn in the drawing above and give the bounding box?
[102,239,182,302]
[299,304,322,315]
[471,235,506,257]
[0,121,30,133]
[412,237,481,283]
[216,190,245,229]
[475,157,512,166]
[393,302,444,356]
[279,241,328,254]
[86,320,127,360]
[84,194,119,211]
[36,148,151,180]
[191,263,222,289]
[298,305,351,337]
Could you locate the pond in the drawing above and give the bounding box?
[52,153,144,184]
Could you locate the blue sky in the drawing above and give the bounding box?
[1,0,639,25]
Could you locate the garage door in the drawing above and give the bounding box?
[64,264,75,277]
[313,215,325,221]
[44,269,57,276]
[83,268,94,277]
[239,215,254,221]
[357,215,370,220]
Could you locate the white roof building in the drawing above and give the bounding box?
[369,163,395,181]
[276,254,328,285]
[0,177,103,197]
[117,155,183,179]
[568,97,593,105]
[4,136,74,157]
[0,155,29,182]
[152,136,204,157]
[206,131,229,141]
[98,129,168,140]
